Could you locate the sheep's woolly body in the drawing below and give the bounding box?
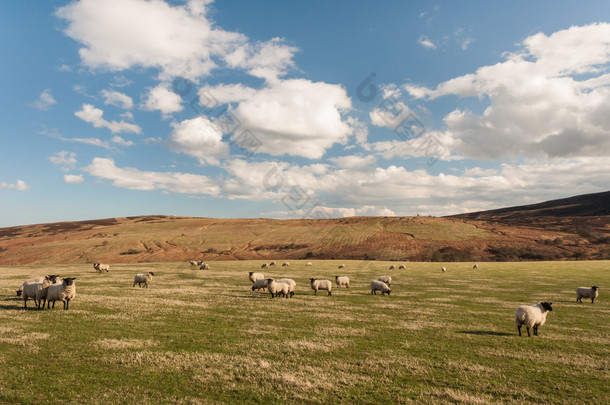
[249,272,264,283]
[398,265,405,269]
[514,302,552,337]
[389,265,396,270]
[35,275,61,307]
[17,276,44,296]
[309,279,332,295]
[306,262,312,266]
[22,282,44,308]
[46,278,76,310]
[133,272,154,288]
[93,263,110,272]
[276,278,296,297]
[371,280,391,295]
[377,275,392,286]
[199,263,210,270]
[251,278,268,292]
[576,287,599,303]
[335,276,350,288]
[266,279,289,298]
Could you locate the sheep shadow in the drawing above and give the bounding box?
[457,330,511,337]
[0,299,40,311]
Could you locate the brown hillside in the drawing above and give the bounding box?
[0,214,608,265]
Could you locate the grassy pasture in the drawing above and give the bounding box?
[0,260,608,404]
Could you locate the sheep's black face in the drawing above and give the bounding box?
[592,286,598,290]
[309,278,316,283]
[149,272,155,276]
[64,277,75,286]
[541,302,553,311]
[249,272,253,276]
[16,290,22,296]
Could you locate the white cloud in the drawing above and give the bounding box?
[111,136,134,146]
[75,104,142,134]
[200,78,353,159]
[48,151,77,168]
[168,116,229,165]
[418,35,436,49]
[261,205,396,219]
[64,174,85,184]
[41,128,113,149]
[142,84,183,115]
[0,180,30,191]
[120,111,134,120]
[224,37,298,82]
[405,23,610,160]
[29,89,56,110]
[329,155,377,170]
[84,157,220,195]
[100,89,133,109]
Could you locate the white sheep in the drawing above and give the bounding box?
[442,267,447,272]
[276,278,296,297]
[377,275,392,286]
[266,278,289,298]
[251,278,268,292]
[514,302,553,337]
[309,278,332,296]
[335,276,350,288]
[306,262,312,266]
[45,277,76,310]
[338,264,345,269]
[189,260,197,266]
[576,286,599,303]
[93,263,110,272]
[35,275,61,309]
[282,262,290,267]
[249,272,264,283]
[389,264,396,270]
[199,263,210,270]
[133,272,154,288]
[22,275,58,309]
[17,276,44,296]
[261,263,268,268]
[269,261,277,266]
[473,264,478,269]
[371,280,391,295]
[398,265,405,270]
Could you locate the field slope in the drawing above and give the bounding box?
[1,260,608,404]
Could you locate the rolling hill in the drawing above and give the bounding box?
[0,192,608,265]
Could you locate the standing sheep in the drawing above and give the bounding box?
[251,278,268,292]
[269,261,277,266]
[442,267,447,272]
[282,262,290,267]
[199,263,210,270]
[133,272,154,288]
[389,264,396,270]
[17,276,44,296]
[189,260,197,266]
[93,263,110,272]
[377,275,392,286]
[46,277,76,310]
[514,302,553,337]
[338,264,345,269]
[266,278,289,298]
[21,275,58,309]
[306,262,312,267]
[371,280,391,295]
[35,275,61,309]
[398,265,405,270]
[309,278,332,296]
[261,263,268,269]
[276,278,296,297]
[249,272,264,283]
[335,276,350,288]
[576,286,599,303]
[473,264,478,269]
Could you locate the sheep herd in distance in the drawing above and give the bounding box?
[15,260,600,338]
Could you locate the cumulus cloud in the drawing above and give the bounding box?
[418,35,436,49]
[200,78,353,159]
[29,89,56,110]
[84,157,220,195]
[142,84,183,115]
[405,23,610,160]
[48,151,77,169]
[100,89,133,109]
[0,180,30,191]
[75,104,142,134]
[168,116,229,165]
[111,136,134,146]
[64,174,85,184]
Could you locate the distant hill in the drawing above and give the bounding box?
[0,193,609,264]
[451,191,610,220]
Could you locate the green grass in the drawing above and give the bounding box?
[1,260,608,404]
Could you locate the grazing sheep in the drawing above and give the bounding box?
[197,261,203,266]
[46,277,76,310]
[17,276,44,296]
[251,278,268,292]
[473,264,478,269]
[269,261,277,266]
[514,302,553,337]
[335,276,350,288]
[133,272,154,288]
[266,278,289,298]
[276,278,296,297]
[261,263,269,268]
[398,265,405,270]
[338,264,345,269]
[309,278,332,296]
[249,272,264,283]
[189,260,197,266]
[282,262,290,267]
[93,263,110,272]
[576,286,599,303]
[442,267,447,272]
[306,262,312,266]
[199,263,210,270]
[371,280,391,295]
[22,275,58,309]
[35,275,61,309]
[377,275,392,286]
[389,264,396,270]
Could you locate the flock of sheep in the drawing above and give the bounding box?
[15,260,600,338]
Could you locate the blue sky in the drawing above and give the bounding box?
[2,0,610,227]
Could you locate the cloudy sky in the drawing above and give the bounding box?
[2,0,610,227]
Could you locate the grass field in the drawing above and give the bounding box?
[0,260,608,404]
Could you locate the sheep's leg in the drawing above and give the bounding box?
[517,325,522,336]
[328,291,332,296]
[533,325,538,336]
[52,301,55,309]
[24,299,27,309]
[314,290,317,295]
[591,298,595,303]
[526,327,531,337]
